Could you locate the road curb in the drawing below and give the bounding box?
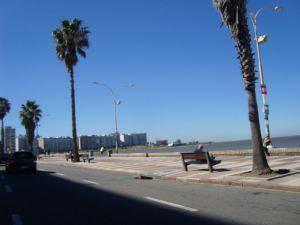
[142,173,300,193]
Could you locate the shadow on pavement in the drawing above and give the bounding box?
[196,168,231,172]
[1,168,246,225]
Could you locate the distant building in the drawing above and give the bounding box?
[38,137,72,152]
[99,134,115,148]
[15,135,38,152]
[4,126,16,152]
[15,135,27,151]
[120,134,131,146]
[156,139,168,146]
[78,135,101,150]
[120,133,147,146]
[168,139,183,147]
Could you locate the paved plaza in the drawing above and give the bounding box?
[39,154,300,192]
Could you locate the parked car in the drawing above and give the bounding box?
[0,153,10,165]
[5,151,37,174]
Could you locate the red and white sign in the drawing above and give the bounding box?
[261,84,267,95]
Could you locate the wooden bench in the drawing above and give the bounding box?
[65,153,94,162]
[180,152,221,172]
[80,153,94,163]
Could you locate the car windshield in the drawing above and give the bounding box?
[12,152,35,159]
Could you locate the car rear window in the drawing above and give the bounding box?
[13,152,35,159]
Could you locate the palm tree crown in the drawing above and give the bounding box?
[0,97,11,153]
[52,19,90,72]
[0,97,11,120]
[19,101,42,129]
[213,0,256,91]
[19,101,42,152]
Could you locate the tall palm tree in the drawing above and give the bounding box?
[0,97,11,153]
[19,101,42,152]
[52,19,90,162]
[212,0,272,174]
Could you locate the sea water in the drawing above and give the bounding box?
[121,135,300,154]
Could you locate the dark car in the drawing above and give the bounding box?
[0,153,10,165]
[5,151,37,174]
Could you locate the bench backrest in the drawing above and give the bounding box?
[180,152,206,160]
[80,153,89,158]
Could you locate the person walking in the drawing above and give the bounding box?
[100,146,106,156]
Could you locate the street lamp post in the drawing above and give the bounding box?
[249,6,283,147]
[35,114,49,138]
[92,81,134,154]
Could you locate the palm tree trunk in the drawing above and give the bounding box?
[247,89,271,173]
[70,67,80,162]
[26,128,34,152]
[235,1,271,174]
[1,119,4,153]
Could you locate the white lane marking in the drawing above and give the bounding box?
[55,172,65,176]
[145,196,198,212]
[5,185,12,193]
[83,179,98,185]
[38,168,46,171]
[12,214,23,225]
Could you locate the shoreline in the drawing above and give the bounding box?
[110,147,300,157]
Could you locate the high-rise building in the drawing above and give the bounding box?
[15,135,38,152]
[120,134,132,146]
[156,139,168,146]
[99,134,115,148]
[15,135,27,151]
[4,126,16,152]
[120,133,147,146]
[38,137,72,152]
[78,135,101,150]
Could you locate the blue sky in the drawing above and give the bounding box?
[1,0,299,142]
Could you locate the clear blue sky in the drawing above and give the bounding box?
[1,0,299,142]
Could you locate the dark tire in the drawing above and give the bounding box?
[5,168,12,175]
[32,168,37,174]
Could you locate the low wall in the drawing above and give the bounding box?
[111,147,300,157]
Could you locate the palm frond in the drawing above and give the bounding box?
[77,47,86,58]
[213,0,241,39]
[52,18,90,71]
[19,100,42,128]
[0,97,11,120]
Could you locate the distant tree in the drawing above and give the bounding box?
[0,97,11,153]
[19,101,42,152]
[52,19,90,162]
[212,0,272,174]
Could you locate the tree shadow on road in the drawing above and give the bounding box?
[1,169,247,225]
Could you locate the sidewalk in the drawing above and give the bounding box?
[38,155,300,192]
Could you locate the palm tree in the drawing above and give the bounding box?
[52,19,90,162]
[19,101,42,152]
[0,97,11,153]
[212,0,272,174]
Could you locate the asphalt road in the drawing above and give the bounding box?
[0,164,299,225]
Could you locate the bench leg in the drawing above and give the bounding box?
[205,152,213,172]
[182,161,188,171]
[180,155,188,171]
